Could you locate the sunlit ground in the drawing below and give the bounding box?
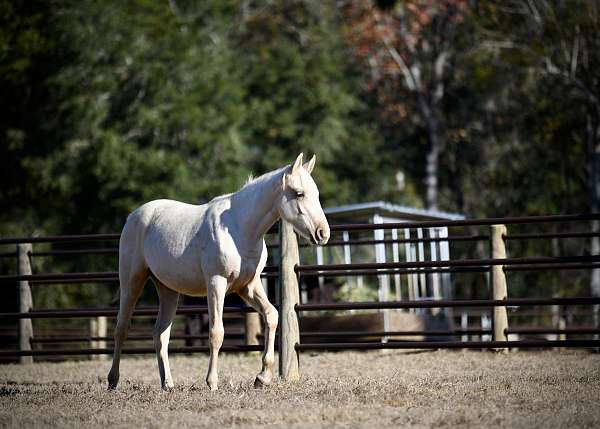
[1,350,599,428]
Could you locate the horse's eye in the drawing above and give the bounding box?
[296,191,305,198]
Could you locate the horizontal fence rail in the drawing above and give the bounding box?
[296,339,600,351]
[295,255,600,273]
[0,345,264,357]
[0,265,280,283]
[299,263,600,277]
[0,305,255,320]
[23,326,600,345]
[4,231,596,258]
[328,213,600,231]
[295,297,600,312]
[0,233,120,245]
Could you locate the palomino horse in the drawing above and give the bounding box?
[107,153,330,391]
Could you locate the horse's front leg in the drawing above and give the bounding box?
[206,275,227,391]
[239,277,278,387]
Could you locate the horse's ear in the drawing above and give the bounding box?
[291,153,303,175]
[303,154,316,174]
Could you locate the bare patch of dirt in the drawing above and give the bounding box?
[0,350,598,428]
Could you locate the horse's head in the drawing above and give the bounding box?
[278,153,330,246]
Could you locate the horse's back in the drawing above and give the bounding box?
[120,199,209,295]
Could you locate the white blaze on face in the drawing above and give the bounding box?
[280,153,330,245]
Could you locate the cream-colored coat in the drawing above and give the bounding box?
[107,154,329,391]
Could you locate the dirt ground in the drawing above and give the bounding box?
[0,350,598,428]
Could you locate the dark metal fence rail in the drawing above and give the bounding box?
[296,339,600,351]
[30,248,119,257]
[296,255,600,273]
[0,305,256,320]
[329,213,600,231]
[0,212,597,248]
[18,326,600,349]
[0,233,120,245]
[0,265,280,283]
[0,345,264,357]
[295,297,600,312]
[3,232,597,258]
[30,333,245,343]
[299,263,600,277]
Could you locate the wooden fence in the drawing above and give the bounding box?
[1,213,600,379]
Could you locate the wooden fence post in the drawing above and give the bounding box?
[17,243,33,364]
[490,225,509,352]
[90,316,108,360]
[279,220,300,381]
[245,311,262,347]
[89,318,98,358]
[97,316,107,358]
[245,277,266,348]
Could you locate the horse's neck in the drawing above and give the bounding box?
[231,168,284,254]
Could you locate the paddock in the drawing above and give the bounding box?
[1,350,599,428]
[1,214,600,427]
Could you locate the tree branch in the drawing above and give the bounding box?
[371,8,419,92]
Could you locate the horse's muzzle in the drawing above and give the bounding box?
[315,225,330,246]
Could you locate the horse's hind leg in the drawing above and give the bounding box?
[153,280,179,390]
[107,262,147,390]
[239,277,278,388]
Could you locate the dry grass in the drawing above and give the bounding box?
[0,350,599,428]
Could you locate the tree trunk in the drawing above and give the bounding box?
[419,96,443,211]
[425,130,441,211]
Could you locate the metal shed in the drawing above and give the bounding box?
[310,201,464,314]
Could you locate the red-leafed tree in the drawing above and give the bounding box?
[344,0,467,210]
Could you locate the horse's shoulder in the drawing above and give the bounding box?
[199,196,233,245]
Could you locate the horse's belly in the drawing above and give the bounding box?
[148,257,207,297]
[144,225,207,297]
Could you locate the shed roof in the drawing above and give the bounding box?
[324,201,464,222]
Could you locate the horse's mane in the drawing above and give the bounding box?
[238,166,288,192]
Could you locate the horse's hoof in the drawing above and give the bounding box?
[254,374,271,389]
[107,377,118,391]
[161,385,174,392]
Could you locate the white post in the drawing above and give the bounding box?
[391,229,402,301]
[17,243,33,364]
[404,229,415,307]
[438,227,452,317]
[416,228,427,298]
[490,224,509,352]
[429,228,440,315]
[461,311,468,342]
[279,220,300,381]
[551,304,566,341]
[373,215,389,341]
[342,231,352,288]
[316,245,325,302]
[481,313,492,341]
[97,316,107,359]
[89,318,98,359]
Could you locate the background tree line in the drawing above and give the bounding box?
[1,0,598,307]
